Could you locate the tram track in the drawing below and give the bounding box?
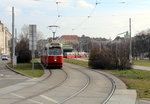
[32,63,115,104]
[1,62,116,104]
[2,62,89,104]
[94,70,116,104]
[10,69,68,104]
[63,63,116,104]
[28,65,91,104]
[58,65,91,104]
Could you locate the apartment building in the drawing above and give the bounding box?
[0,21,11,55]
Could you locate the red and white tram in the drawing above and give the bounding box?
[41,42,63,68]
[63,52,88,58]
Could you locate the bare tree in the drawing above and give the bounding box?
[16,25,44,62]
[89,38,131,70]
[133,29,150,60]
[18,24,44,41]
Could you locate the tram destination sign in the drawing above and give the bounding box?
[29,25,37,50]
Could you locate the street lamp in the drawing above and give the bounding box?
[117,31,128,37]
[48,25,59,40]
[115,31,129,62]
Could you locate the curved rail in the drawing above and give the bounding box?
[11,69,68,104]
[58,66,90,104]
[64,63,116,104]
[94,70,116,104]
[11,63,116,104]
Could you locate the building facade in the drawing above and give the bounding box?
[59,35,79,44]
[0,21,11,55]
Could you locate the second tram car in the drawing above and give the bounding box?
[63,52,88,58]
[41,42,63,68]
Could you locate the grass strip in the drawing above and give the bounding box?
[64,58,88,67]
[7,58,44,77]
[64,58,150,98]
[133,60,150,67]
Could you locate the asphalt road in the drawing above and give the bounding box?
[0,59,143,104]
[0,62,115,104]
[0,60,29,89]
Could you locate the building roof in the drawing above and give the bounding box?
[60,35,78,39]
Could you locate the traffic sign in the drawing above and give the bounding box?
[29,25,37,50]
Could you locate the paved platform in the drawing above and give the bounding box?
[107,89,137,104]
[133,65,150,71]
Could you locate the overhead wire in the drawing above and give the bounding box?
[56,1,61,18]
[71,0,100,32]
[52,1,62,25]
[70,0,129,33]
[50,0,127,35]
[47,0,150,37]
[47,1,62,39]
[46,0,100,35]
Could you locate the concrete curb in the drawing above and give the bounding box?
[141,98,150,101]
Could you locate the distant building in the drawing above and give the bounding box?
[60,35,79,44]
[0,21,11,55]
[113,36,127,43]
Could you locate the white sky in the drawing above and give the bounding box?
[1,0,150,39]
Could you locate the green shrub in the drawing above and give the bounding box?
[89,43,131,70]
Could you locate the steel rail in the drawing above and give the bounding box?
[58,66,90,104]
[11,69,68,104]
[93,70,116,104]
[64,63,116,104]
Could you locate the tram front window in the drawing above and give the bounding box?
[49,47,62,55]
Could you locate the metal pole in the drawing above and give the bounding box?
[15,28,17,47]
[32,26,34,74]
[15,28,17,53]
[12,6,15,67]
[48,25,59,40]
[129,18,132,63]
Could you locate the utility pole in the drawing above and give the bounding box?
[129,18,132,63]
[15,28,17,46]
[12,6,16,67]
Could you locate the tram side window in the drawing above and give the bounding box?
[49,47,62,55]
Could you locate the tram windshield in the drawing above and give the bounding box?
[49,47,62,55]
